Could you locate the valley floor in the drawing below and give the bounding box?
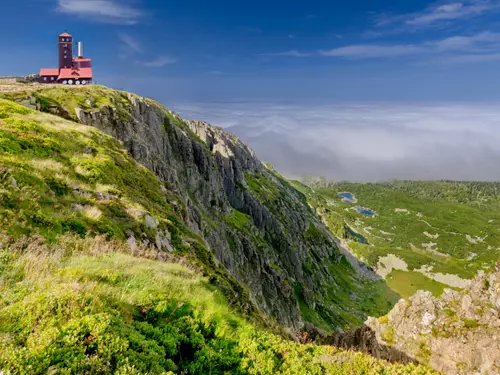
[292,180,500,299]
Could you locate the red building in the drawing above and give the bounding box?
[39,32,93,85]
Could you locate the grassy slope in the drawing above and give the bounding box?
[0,97,441,374]
[0,235,438,375]
[293,180,500,298]
[0,95,257,314]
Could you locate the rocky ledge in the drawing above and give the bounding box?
[326,264,499,375]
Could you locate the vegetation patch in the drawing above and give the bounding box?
[295,180,497,299]
[245,172,279,201]
[386,270,449,299]
[0,233,439,374]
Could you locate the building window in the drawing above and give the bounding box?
[51,77,55,81]
[43,77,47,81]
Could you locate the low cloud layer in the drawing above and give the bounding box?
[174,102,500,182]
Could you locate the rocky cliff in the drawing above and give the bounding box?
[1,85,381,330]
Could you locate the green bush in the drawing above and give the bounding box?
[45,176,71,196]
[463,318,479,329]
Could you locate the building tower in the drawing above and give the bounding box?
[58,32,73,69]
[40,31,93,84]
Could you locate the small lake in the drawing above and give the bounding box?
[356,207,376,217]
[338,192,356,203]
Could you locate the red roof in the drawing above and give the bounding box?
[73,57,92,62]
[59,32,72,37]
[58,67,93,80]
[40,68,59,76]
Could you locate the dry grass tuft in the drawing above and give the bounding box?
[82,205,103,220]
[0,231,191,284]
[30,159,66,173]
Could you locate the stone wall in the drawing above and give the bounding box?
[0,74,39,83]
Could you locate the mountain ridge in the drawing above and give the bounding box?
[0,83,498,374]
[0,84,395,332]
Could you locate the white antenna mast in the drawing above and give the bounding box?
[78,42,83,58]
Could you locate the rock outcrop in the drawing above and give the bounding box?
[329,264,500,375]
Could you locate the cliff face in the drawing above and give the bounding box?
[328,265,500,375]
[78,90,500,374]
[4,85,363,330]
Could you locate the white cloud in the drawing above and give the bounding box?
[119,33,142,53]
[437,2,464,12]
[174,101,500,181]
[320,32,500,60]
[430,32,500,52]
[377,0,500,28]
[136,56,178,67]
[263,31,500,60]
[260,50,312,57]
[56,0,143,25]
[320,44,424,58]
[407,1,494,26]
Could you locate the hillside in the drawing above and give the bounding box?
[0,234,440,375]
[0,84,404,331]
[292,180,500,299]
[0,84,443,374]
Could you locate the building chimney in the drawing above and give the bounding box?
[78,42,83,58]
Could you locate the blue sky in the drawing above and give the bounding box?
[2,0,500,102]
[2,0,500,180]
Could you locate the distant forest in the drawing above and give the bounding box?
[320,180,500,206]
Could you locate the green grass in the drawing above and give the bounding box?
[0,235,440,375]
[1,85,134,122]
[292,255,400,330]
[245,172,279,201]
[463,318,479,329]
[0,98,178,243]
[225,209,253,232]
[386,270,449,299]
[0,241,244,374]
